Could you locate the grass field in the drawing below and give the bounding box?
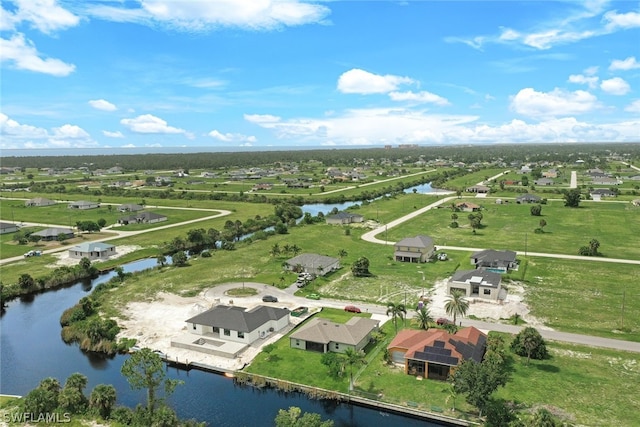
[245,311,640,427]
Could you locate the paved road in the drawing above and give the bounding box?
[570,170,577,188]
[0,204,232,265]
[205,282,640,353]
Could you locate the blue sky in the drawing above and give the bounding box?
[1,0,639,152]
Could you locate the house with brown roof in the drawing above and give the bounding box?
[387,327,487,380]
[455,202,481,212]
[394,235,435,263]
[290,317,379,354]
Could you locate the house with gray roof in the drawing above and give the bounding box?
[118,203,144,212]
[0,222,19,234]
[185,305,290,346]
[448,269,503,301]
[68,200,100,210]
[25,197,55,207]
[285,253,340,277]
[68,242,116,260]
[325,211,364,225]
[470,249,518,273]
[590,188,616,200]
[516,194,541,204]
[32,227,75,241]
[533,178,554,186]
[118,211,167,225]
[466,184,490,194]
[394,235,435,263]
[290,317,379,354]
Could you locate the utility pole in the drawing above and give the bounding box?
[621,290,625,330]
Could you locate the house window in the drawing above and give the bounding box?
[483,289,491,295]
[192,324,196,330]
[237,331,245,339]
[296,340,300,346]
[335,343,339,350]
[223,329,230,336]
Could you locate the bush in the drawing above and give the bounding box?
[510,327,548,361]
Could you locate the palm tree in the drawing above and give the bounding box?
[343,348,367,391]
[338,249,347,258]
[444,290,469,325]
[386,302,407,332]
[413,307,433,330]
[270,243,281,257]
[89,384,117,419]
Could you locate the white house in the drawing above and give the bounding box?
[185,305,290,346]
[68,242,116,260]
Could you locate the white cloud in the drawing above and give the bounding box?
[0,33,76,76]
[208,129,256,143]
[245,106,640,145]
[51,124,90,139]
[0,113,48,139]
[89,99,117,111]
[86,0,330,32]
[13,0,80,34]
[625,100,640,113]
[510,88,600,118]
[600,77,631,95]
[609,56,640,71]
[244,113,281,124]
[584,66,599,76]
[568,74,599,89]
[604,10,640,30]
[451,2,638,50]
[103,130,124,138]
[337,69,413,94]
[388,91,450,106]
[120,114,187,134]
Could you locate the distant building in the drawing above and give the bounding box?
[0,222,19,234]
[394,235,435,263]
[32,227,74,241]
[25,197,55,207]
[284,253,340,276]
[68,200,100,210]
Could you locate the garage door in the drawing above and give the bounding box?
[391,350,405,364]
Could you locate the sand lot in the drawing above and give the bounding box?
[116,276,544,372]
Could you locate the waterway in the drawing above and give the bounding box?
[0,259,442,426]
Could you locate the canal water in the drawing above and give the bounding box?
[0,259,441,426]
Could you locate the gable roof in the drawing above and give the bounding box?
[388,327,487,366]
[395,235,434,249]
[451,269,502,288]
[590,188,616,195]
[456,202,480,209]
[70,242,115,252]
[471,249,517,264]
[68,200,98,207]
[186,305,289,333]
[290,317,379,345]
[0,222,18,231]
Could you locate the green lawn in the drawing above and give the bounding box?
[384,197,640,259]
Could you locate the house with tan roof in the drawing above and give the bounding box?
[455,202,481,212]
[290,317,379,354]
[387,327,487,380]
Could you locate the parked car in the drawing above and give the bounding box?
[24,250,42,257]
[436,317,453,325]
[262,295,278,303]
[296,281,306,288]
[344,305,362,313]
[306,293,321,300]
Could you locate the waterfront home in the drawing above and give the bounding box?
[325,211,364,225]
[394,235,435,263]
[448,269,503,301]
[68,242,116,260]
[290,317,379,354]
[186,305,290,345]
[387,327,487,380]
